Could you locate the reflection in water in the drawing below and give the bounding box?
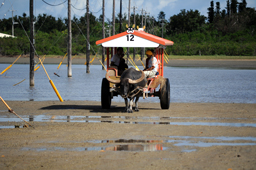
[28,86,35,101]
[102,139,163,143]
[104,144,163,151]
[22,144,166,152]
[29,115,34,122]
[18,136,256,152]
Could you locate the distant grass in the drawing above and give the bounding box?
[42,54,256,60]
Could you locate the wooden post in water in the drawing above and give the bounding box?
[29,0,34,86]
[67,0,72,77]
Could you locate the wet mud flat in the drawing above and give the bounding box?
[0,101,256,169]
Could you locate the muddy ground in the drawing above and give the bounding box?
[0,101,256,169]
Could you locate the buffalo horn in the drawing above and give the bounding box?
[105,71,120,84]
[128,70,145,84]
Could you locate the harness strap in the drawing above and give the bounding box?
[128,86,143,98]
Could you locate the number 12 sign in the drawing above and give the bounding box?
[126,35,134,41]
[102,34,159,47]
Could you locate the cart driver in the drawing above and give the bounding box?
[110,47,128,75]
[143,50,159,78]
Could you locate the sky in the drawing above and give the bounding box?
[0,0,256,22]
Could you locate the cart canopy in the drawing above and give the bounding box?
[96,30,174,48]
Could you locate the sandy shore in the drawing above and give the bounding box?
[1,56,256,69]
[0,101,256,169]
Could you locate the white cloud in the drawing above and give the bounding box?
[157,0,177,10]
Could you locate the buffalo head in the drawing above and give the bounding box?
[106,68,146,113]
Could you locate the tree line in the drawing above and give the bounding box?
[0,0,255,56]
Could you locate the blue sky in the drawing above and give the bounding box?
[0,0,255,22]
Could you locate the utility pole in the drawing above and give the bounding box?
[102,0,105,70]
[128,0,131,26]
[141,9,144,27]
[86,0,90,73]
[162,21,164,38]
[144,12,147,30]
[108,24,111,37]
[132,6,136,61]
[144,12,149,31]
[67,0,72,77]
[119,0,122,33]
[127,0,130,61]
[112,0,115,56]
[112,0,115,36]
[29,0,34,86]
[9,6,18,37]
[151,16,155,34]
[141,9,145,61]
[160,19,165,38]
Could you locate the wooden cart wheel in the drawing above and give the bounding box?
[160,78,170,109]
[101,78,111,109]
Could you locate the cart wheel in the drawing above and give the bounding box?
[160,78,170,109]
[101,78,111,109]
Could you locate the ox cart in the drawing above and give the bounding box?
[96,27,174,112]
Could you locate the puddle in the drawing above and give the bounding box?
[86,139,165,144]
[1,115,256,128]
[22,144,167,152]
[182,149,197,152]
[167,136,256,148]
[175,142,256,147]
[0,125,23,129]
[168,136,256,141]
[1,115,255,122]
[22,139,166,152]
[22,136,256,153]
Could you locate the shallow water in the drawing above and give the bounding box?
[1,114,256,127]
[0,64,256,103]
[20,136,256,152]
[21,145,168,152]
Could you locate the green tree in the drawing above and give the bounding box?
[238,0,247,13]
[231,0,238,14]
[226,0,231,16]
[216,2,221,16]
[208,1,214,23]
[167,9,206,34]
[157,11,166,22]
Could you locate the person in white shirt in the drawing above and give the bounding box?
[111,47,124,67]
[143,50,159,78]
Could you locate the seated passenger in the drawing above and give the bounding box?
[110,47,128,75]
[143,50,158,78]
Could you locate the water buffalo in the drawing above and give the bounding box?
[106,68,147,113]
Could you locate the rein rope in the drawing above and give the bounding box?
[128,86,143,98]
